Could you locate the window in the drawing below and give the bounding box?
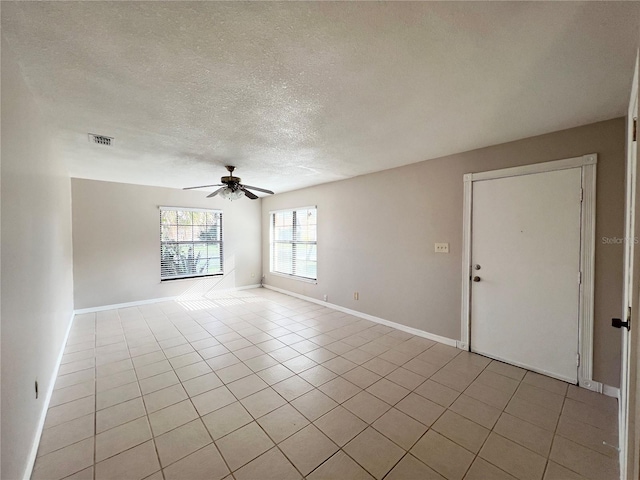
[270,207,317,281]
[160,207,223,280]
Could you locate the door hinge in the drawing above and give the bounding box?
[634,117,637,142]
[576,353,580,367]
[578,271,582,284]
[580,188,584,203]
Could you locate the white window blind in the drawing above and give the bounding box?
[270,207,317,281]
[160,207,223,280]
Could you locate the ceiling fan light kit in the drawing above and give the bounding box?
[219,187,245,201]
[183,165,274,201]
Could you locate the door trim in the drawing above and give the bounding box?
[460,154,598,390]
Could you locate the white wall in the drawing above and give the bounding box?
[71,179,262,309]
[262,118,626,388]
[1,38,75,480]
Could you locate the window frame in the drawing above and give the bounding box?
[269,206,318,283]
[159,206,224,282]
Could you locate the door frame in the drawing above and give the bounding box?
[460,154,598,389]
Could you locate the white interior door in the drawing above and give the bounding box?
[619,50,638,480]
[471,168,582,383]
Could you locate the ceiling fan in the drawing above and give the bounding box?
[183,165,274,200]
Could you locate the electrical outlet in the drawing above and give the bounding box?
[323,294,328,302]
[251,273,255,278]
[354,292,359,300]
[435,242,449,253]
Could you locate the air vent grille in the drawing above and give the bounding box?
[88,133,113,146]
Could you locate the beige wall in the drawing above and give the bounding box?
[262,118,626,387]
[71,179,262,309]
[1,38,75,479]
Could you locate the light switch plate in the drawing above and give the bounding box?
[435,243,449,253]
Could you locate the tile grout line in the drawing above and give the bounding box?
[39,290,616,480]
[121,309,169,475]
[392,349,490,480]
[541,391,568,480]
[142,301,296,477]
[92,307,164,477]
[205,304,371,477]
[140,305,219,479]
[126,307,166,480]
[541,389,615,480]
[93,312,98,480]
[128,336,475,476]
[463,368,529,480]
[306,344,468,479]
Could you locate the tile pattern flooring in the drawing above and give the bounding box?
[33,288,619,480]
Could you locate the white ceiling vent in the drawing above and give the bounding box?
[88,133,113,146]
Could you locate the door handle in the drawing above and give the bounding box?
[473,276,481,282]
[612,318,630,330]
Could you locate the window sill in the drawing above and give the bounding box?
[269,271,317,284]
[160,273,224,283]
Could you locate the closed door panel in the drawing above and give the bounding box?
[471,168,582,383]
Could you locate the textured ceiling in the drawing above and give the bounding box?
[2,2,640,194]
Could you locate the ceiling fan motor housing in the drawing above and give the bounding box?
[221,176,241,189]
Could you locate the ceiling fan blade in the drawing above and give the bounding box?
[241,187,258,200]
[183,184,223,190]
[241,184,274,195]
[206,187,226,198]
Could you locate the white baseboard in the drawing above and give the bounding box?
[603,384,620,399]
[73,284,262,314]
[73,295,179,314]
[263,284,458,347]
[579,379,620,399]
[23,311,76,480]
[578,377,601,393]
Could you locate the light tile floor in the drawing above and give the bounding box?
[33,288,619,480]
